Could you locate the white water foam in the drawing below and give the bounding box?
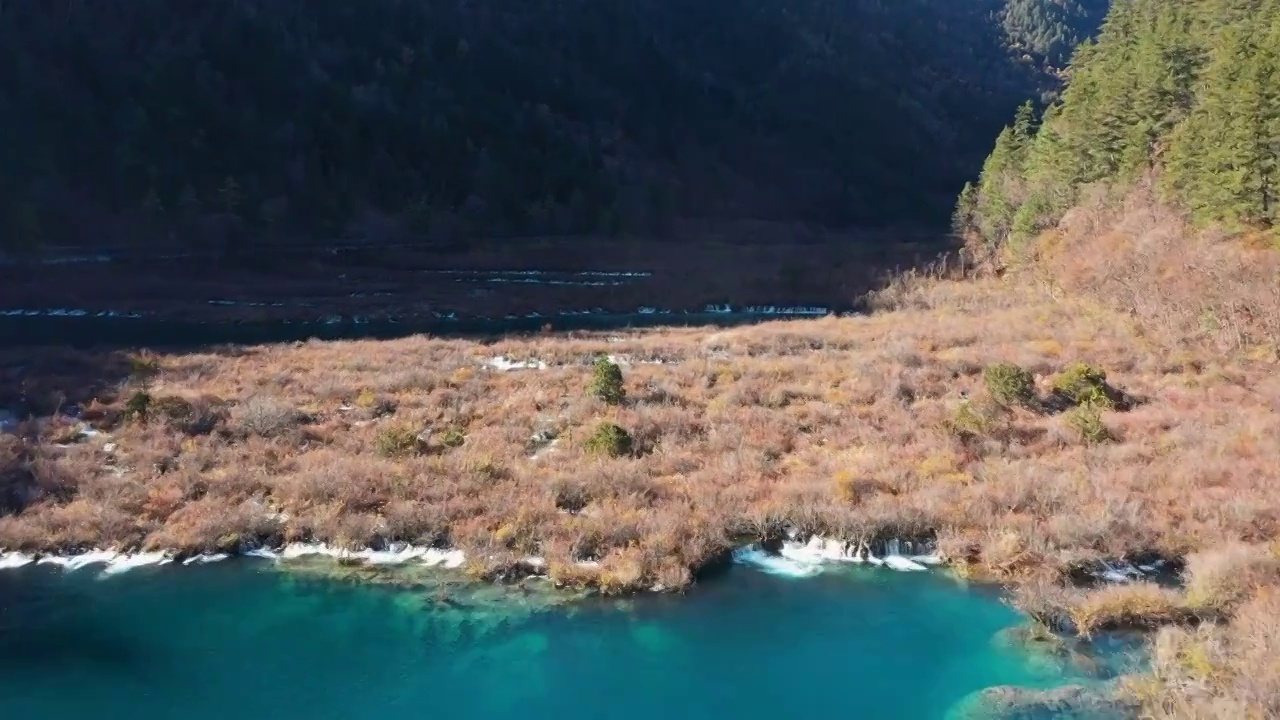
[101,552,172,576]
[182,553,230,566]
[279,542,341,560]
[37,550,120,571]
[731,545,824,578]
[883,555,928,572]
[735,536,943,578]
[355,545,429,565]
[272,542,466,569]
[778,537,864,564]
[244,547,281,560]
[0,552,35,569]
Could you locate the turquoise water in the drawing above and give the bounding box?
[0,561,1128,720]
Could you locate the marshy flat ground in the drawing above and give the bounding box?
[4,271,1275,595]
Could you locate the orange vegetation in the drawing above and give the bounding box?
[3,225,1277,600]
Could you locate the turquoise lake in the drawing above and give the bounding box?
[0,560,1135,719]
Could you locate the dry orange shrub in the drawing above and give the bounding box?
[0,204,1276,621]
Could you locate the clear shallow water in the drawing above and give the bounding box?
[0,561,1127,720]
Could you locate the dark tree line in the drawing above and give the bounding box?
[0,0,1108,258]
[961,0,1280,251]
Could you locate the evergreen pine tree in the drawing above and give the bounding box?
[969,0,1280,247]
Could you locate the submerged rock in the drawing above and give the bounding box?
[991,625,1108,680]
[946,682,1138,720]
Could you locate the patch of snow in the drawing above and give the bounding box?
[482,356,548,371]
[530,438,560,461]
[605,354,667,367]
[1096,561,1146,584]
[421,548,467,569]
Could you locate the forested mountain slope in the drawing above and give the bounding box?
[962,0,1280,250]
[1000,0,1111,66]
[953,3,1280,714]
[0,0,1104,258]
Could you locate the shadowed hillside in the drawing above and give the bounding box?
[0,0,1107,261]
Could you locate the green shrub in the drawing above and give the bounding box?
[589,356,625,405]
[983,362,1036,407]
[375,425,424,457]
[1053,363,1115,409]
[945,400,995,442]
[438,427,466,449]
[1064,403,1110,444]
[584,422,632,458]
[123,390,153,423]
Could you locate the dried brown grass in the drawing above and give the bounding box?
[2,202,1278,608]
[2,275,1275,591]
[1137,590,1280,719]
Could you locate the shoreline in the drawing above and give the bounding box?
[0,534,943,582]
[0,532,1162,591]
[0,304,837,350]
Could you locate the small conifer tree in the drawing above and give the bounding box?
[589,356,625,405]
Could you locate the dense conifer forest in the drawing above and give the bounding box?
[961,0,1280,252]
[0,0,1108,258]
[1000,0,1111,66]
